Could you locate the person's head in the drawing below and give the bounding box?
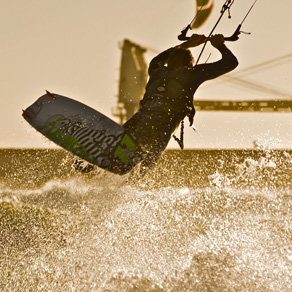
[168,48,194,69]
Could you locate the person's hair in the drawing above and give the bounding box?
[168,48,194,69]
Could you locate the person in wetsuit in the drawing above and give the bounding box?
[123,34,239,176]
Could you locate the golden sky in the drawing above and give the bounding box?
[1,0,291,149]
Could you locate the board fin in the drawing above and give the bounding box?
[22,109,32,119]
[136,144,147,153]
[46,90,56,99]
[112,164,122,174]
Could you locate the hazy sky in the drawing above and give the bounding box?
[1,0,291,149]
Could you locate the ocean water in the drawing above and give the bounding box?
[0,148,292,291]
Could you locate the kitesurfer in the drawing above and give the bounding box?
[123,33,239,176]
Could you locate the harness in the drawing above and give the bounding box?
[142,69,195,117]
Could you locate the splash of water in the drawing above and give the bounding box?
[1,149,292,291]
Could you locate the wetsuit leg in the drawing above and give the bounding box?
[123,111,178,176]
[138,121,173,176]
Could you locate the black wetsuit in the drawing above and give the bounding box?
[123,44,238,174]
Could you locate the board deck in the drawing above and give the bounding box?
[22,91,146,175]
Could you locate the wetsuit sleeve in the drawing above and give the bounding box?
[194,44,239,81]
[148,48,174,75]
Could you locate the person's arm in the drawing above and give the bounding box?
[195,34,239,79]
[177,34,206,49]
[148,34,206,74]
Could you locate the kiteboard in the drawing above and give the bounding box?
[22,91,146,175]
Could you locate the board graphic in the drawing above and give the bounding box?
[22,91,146,175]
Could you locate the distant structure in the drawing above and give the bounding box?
[113,39,148,125]
[194,99,292,112]
[114,40,291,123]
